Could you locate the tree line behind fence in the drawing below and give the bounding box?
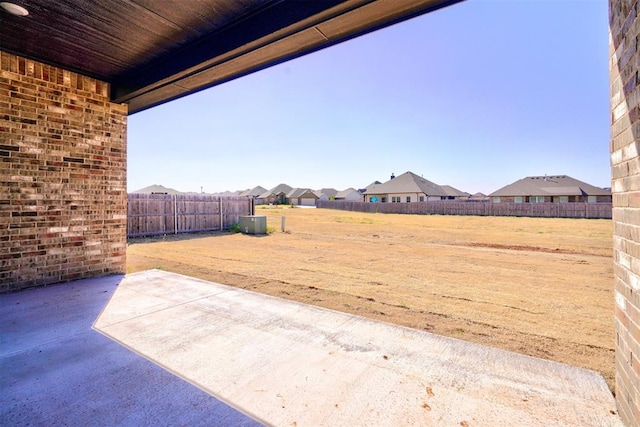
[127,194,253,237]
[317,200,612,219]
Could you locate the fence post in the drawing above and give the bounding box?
[219,198,223,231]
[174,195,178,234]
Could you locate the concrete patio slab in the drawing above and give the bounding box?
[91,269,621,426]
[0,274,260,426]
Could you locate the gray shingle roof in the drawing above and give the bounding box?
[211,190,242,197]
[363,172,448,197]
[258,183,293,199]
[317,188,338,198]
[286,188,316,198]
[335,188,359,198]
[132,184,182,195]
[489,175,611,197]
[358,181,382,193]
[440,185,470,197]
[239,186,267,197]
[469,192,489,200]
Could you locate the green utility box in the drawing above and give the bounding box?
[238,215,267,235]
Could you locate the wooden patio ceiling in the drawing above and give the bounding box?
[0,0,462,114]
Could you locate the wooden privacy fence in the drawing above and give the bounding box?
[316,200,612,219]
[127,194,253,237]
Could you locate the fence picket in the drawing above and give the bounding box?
[127,194,251,237]
[316,200,611,219]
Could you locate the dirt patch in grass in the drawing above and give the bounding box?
[457,242,610,256]
[127,207,615,392]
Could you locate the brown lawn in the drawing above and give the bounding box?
[127,206,615,391]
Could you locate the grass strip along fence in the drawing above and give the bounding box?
[127,194,253,237]
[317,200,612,219]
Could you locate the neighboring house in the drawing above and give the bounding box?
[257,183,293,204]
[239,186,267,199]
[363,171,448,203]
[287,188,318,206]
[211,190,243,197]
[335,188,363,201]
[132,184,183,195]
[315,188,339,201]
[489,175,612,203]
[358,181,382,194]
[469,192,490,202]
[440,185,470,200]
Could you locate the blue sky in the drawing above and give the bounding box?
[127,0,609,195]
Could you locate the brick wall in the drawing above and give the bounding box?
[610,1,640,425]
[0,51,127,292]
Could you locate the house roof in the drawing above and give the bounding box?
[363,171,448,197]
[335,188,360,198]
[440,185,470,197]
[364,181,382,190]
[0,0,461,114]
[211,190,242,197]
[489,175,611,197]
[239,186,267,197]
[132,184,182,195]
[270,183,293,195]
[286,188,317,198]
[469,192,489,200]
[358,181,382,193]
[258,183,293,199]
[317,188,339,198]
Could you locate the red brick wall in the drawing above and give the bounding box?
[0,51,127,291]
[610,0,640,425]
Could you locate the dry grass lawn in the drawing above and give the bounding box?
[127,206,615,391]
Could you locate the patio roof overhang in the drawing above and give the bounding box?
[0,0,462,114]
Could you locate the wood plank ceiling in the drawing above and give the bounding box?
[0,0,462,114]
